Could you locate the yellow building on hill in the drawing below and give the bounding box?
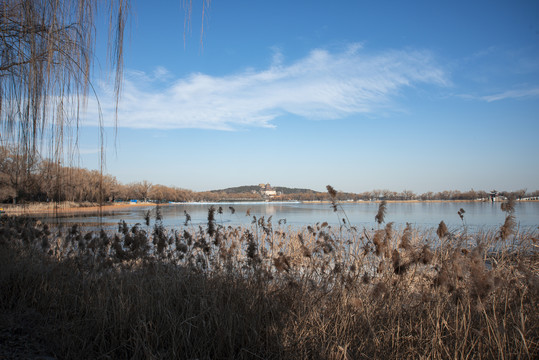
[259,183,277,197]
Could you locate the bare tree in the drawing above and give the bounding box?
[1,1,129,153]
[1,1,213,207]
[0,0,129,207]
[130,180,152,202]
[401,189,415,200]
[0,144,41,202]
[1,1,208,153]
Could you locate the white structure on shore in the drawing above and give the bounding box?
[259,183,277,197]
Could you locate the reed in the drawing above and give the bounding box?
[375,200,387,225]
[0,199,537,359]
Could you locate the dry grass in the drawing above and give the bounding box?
[1,201,156,216]
[0,203,538,359]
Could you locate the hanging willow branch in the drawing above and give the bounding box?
[0,1,208,206]
[0,0,130,208]
[0,0,129,156]
[1,0,209,153]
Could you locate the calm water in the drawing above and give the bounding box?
[43,201,539,233]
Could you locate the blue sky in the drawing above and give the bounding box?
[78,0,539,193]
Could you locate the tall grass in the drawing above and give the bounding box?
[0,196,537,359]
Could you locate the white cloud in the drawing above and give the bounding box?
[153,66,172,81]
[88,45,449,130]
[482,87,539,102]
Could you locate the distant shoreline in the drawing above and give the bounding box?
[297,199,539,204]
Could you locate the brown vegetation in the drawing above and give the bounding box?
[0,195,537,359]
[0,0,128,183]
[2,200,156,216]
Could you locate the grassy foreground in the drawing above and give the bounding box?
[0,202,538,359]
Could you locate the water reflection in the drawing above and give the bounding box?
[38,201,539,233]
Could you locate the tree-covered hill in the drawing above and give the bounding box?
[210,185,319,195]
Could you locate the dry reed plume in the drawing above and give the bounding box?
[375,200,387,225]
[0,196,537,359]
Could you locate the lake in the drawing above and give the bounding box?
[43,201,539,233]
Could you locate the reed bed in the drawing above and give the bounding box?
[2,201,99,214]
[0,199,537,359]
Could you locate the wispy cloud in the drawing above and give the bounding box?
[481,87,539,102]
[89,44,448,130]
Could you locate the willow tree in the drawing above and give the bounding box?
[0,0,129,204]
[1,0,208,204]
[0,0,129,154]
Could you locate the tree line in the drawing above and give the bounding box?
[0,146,262,204]
[279,188,534,202]
[1,146,536,204]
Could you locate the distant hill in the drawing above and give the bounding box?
[273,186,319,195]
[209,185,260,194]
[210,185,319,195]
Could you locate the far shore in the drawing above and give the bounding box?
[295,199,539,204]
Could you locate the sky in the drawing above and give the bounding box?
[77,0,539,194]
